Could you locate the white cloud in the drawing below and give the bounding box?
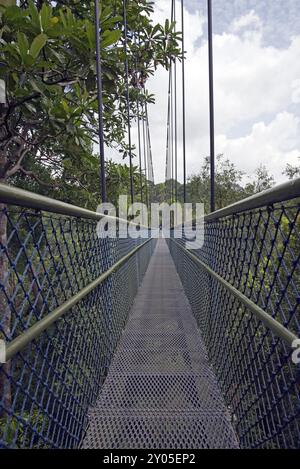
[292,78,300,104]
[230,10,261,33]
[216,112,300,181]
[213,32,300,130]
[127,1,300,185]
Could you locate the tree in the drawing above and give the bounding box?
[0,1,181,189]
[244,165,275,195]
[105,159,146,207]
[187,154,245,212]
[283,158,300,180]
[153,155,276,213]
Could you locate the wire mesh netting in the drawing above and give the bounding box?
[82,239,239,449]
[0,204,155,448]
[168,200,300,449]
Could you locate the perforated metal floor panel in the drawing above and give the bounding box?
[82,239,239,449]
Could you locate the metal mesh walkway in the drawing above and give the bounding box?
[82,239,239,449]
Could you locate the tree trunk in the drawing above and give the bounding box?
[0,195,11,417]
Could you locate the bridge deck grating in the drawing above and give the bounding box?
[82,239,239,449]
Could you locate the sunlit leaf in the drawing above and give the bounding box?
[30,33,47,59]
[40,3,51,32]
[17,32,28,62]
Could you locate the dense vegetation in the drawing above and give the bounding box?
[0,0,181,207]
[154,155,276,212]
[1,1,298,210]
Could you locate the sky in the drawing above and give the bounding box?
[110,0,300,185]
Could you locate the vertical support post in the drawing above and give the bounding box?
[94,0,106,203]
[207,0,215,213]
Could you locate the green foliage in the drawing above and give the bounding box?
[0,409,49,448]
[0,0,181,203]
[29,33,47,59]
[244,165,275,195]
[186,154,246,211]
[153,154,275,211]
[105,159,146,207]
[284,157,300,180]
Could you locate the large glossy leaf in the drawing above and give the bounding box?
[17,32,28,62]
[23,54,35,67]
[101,29,122,48]
[27,0,40,30]
[40,3,52,32]
[85,20,95,49]
[29,33,47,59]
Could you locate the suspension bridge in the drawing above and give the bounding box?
[0,0,300,451]
[0,178,299,449]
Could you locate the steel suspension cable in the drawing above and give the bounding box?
[134,33,143,205]
[181,0,187,204]
[170,64,174,203]
[207,0,215,212]
[94,0,106,202]
[170,0,175,204]
[123,0,134,204]
[141,100,149,208]
[174,1,178,203]
[165,63,172,200]
[165,0,175,203]
[137,98,143,205]
[145,100,154,204]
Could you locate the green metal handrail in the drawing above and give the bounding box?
[171,177,300,230]
[205,177,300,221]
[4,238,152,361]
[1,179,299,351]
[0,182,152,360]
[171,238,298,347]
[0,182,147,228]
[0,182,102,220]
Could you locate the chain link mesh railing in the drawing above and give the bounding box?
[168,181,300,449]
[0,185,155,448]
